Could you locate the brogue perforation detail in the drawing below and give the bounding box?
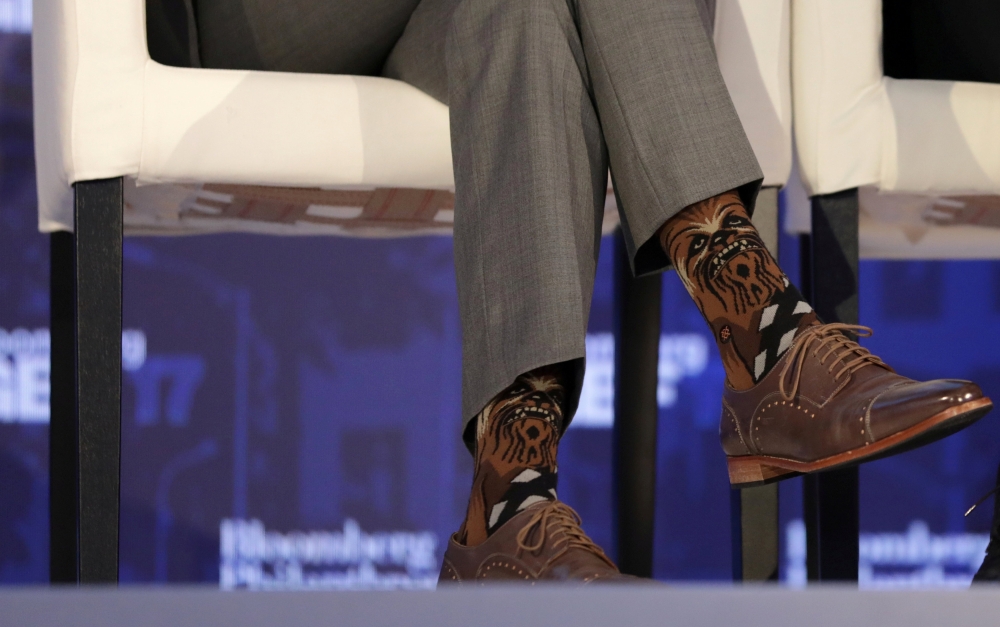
[478,558,533,580]
[752,398,818,448]
[438,558,461,585]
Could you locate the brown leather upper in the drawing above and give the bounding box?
[439,501,634,584]
[720,324,984,462]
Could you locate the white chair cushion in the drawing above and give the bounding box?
[139,67,453,191]
[882,80,1000,194]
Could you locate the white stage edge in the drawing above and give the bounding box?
[2,585,999,627]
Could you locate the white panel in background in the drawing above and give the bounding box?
[219,518,438,590]
[573,332,710,428]
[0,326,147,423]
[784,519,989,588]
[0,0,31,33]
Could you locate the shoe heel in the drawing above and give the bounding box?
[727,456,795,486]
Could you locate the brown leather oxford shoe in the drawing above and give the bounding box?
[722,323,993,486]
[438,501,635,584]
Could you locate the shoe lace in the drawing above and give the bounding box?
[779,323,891,402]
[515,501,617,570]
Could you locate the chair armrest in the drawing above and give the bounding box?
[715,0,792,188]
[792,0,884,196]
[33,0,149,230]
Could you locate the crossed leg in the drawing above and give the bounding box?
[389,0,989,582]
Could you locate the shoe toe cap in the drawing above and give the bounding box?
[870,379,985,440]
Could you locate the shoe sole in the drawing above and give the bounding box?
[727,397,993,487]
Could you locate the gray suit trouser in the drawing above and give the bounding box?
[194,0,763,432]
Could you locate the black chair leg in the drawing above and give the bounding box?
[612,230,661,578]
[50,177,124,584]
[801,188,861,582]
[50,231,78,583]
[731,187,781,582]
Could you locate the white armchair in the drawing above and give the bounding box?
[792,0,1000,260]
[33,0,796,584]
[33,1,456,237]
[34,0,460,585]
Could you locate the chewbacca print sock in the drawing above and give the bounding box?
[458,365,566,547]
[659,191,820,390]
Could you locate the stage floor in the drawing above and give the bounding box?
[2,585,999,626]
